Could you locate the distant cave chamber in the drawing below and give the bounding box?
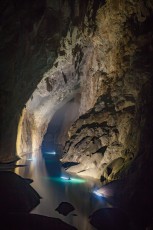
[41,98,80,156]
[17,95,80,157]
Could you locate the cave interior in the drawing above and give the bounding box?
[0,0,153,229]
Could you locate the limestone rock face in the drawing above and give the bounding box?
[61,0,153,180]
[15,0,102,156]
[0,0,94,160]
[62,93,139,179]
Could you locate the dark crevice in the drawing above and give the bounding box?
[94,146,107,155]
[62,72,67,84]
[107,167,112,176]
[74,136,91,149]
[62,162,79,170]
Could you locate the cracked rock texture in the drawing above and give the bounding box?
[61,0,153,181]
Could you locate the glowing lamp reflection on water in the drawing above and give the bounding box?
[43,176,86,184]
[45,152,56,155]
[46,176,86,184]
[61,176,71,180]
[93,190,104,197]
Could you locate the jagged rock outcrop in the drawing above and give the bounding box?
[62,93,138,179]
[61,0,153,181]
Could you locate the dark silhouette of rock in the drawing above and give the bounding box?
[25,178,34,184]
[0,162,26,170]
[55,202,75,216]
[62,162,80,170]
[0,213,77,230]
[89,208,130,230]
[0,171,40,213]
[71,214,77,216]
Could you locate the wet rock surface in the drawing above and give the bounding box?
[55,202,75,216]
[89,208,130,230]
[96,176,153,229]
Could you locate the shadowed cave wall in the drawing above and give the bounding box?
[1,1,153,227]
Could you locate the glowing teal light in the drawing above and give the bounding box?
[60,176,86,183]
[61,176,71,180]
[43,176,86,184]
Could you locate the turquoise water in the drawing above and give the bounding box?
[15,150,109,230]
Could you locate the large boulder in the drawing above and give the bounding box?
[0,213,77,230]
[0,171,41,213]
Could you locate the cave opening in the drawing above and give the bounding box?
[41,97,80,157]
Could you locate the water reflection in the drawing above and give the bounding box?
[15,150,109,230]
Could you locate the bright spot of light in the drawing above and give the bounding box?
[45,152,56,155]
[59,176,86,183]
[93,190,104,197]
[27,156,36,161]
[61,176,71,180]
[44,176,86,184]
[27,158,33,161]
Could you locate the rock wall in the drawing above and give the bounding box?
[15,0,102,157]
[0,0,93,161]
[61,0,153,181]
[0,0,61,161]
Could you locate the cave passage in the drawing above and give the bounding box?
[41,98,80,157]
[15,150,108,230]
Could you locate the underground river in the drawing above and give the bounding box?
[15,150,111,230]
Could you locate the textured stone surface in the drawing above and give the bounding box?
[61,0,153,181]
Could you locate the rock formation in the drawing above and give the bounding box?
[61,0,153,183]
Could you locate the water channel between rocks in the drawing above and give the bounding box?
[15,150,111,230]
